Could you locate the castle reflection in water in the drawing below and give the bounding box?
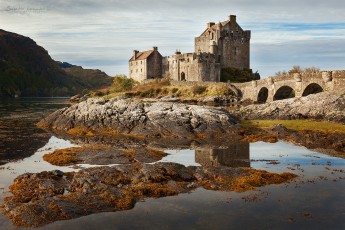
[195,143,250,167]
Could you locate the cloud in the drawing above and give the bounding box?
[0,0,344,77]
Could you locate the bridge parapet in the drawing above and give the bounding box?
[233,70,345,103]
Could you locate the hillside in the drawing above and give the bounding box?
[58,62,112,90]
[0,29,112,97]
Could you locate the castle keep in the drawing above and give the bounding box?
[129,15,251,82]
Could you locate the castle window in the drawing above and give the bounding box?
[234,47,239,55]
[141,69,142,72]
[141,61,142,64]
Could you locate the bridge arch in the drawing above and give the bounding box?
[302,83,323,96]
[257,87,268,103]
[273,86,295,101]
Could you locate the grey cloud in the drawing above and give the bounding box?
[251,39,345,77]
[1,0,344,76]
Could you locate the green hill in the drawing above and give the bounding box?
[0,29,112,97]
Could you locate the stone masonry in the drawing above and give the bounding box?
[129,15,251,82]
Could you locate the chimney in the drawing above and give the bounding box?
[153,46,158,51]
[175,49,181,55]
[133,50,139,60]
[229,15,236,23]
[207,22,215,28]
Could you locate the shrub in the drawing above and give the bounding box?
[288,65,302,74]
[206,85,235,96]
[113,75,137,92]
[221,67,260,83]
[191,85,207,95]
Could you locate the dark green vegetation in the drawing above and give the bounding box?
[0,29,112,97]
[221,67,260,83]
[112,74,138,93]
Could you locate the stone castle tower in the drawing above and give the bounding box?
[129,15,250,82]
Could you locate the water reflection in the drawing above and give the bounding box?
[0,98,69,165]
[195,143,250,167]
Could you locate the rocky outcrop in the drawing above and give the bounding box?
[38,98,239,139]
[43,146,168,166]
[1,163,296,227]
[238,91,345,123]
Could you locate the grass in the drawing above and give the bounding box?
[102,79,235,99]
[240,119,345,134]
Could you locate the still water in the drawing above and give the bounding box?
[0,99,344,229]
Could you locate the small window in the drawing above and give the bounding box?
[136,69,138,73]
[141,69,142,72]
[234,47,239,55]
[141,61,142,64]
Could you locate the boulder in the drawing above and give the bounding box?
[38,98,239,138]
[238,91,345,123]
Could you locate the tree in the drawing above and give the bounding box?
[112,75,137,92]
[220,68,260,83]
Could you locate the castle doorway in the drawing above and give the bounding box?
[181,72,186,81]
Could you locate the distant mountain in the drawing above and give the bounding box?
[58,62,113,90]
[0,29,112,97]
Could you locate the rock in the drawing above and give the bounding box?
[270,124,289,134]
[38,98,239,139]
[1,163,296,227]
[238,91,345,123]
[52,170,64,177]
[43,146,168,166]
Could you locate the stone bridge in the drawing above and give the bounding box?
[233,70,345,103]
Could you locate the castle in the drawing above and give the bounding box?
[129,15,251,82]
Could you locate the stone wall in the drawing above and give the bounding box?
[234,70,345,102]
[162,53,220,82]
[147,50,162,79]
[130,15,250,83]
[129,59,147,82]
[194,15,251,70]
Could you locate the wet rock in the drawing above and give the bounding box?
[238,90,345,123]
[52,170,64,177]
[1,163,297,227]
[37,98,239,139]
[43,146,168,166]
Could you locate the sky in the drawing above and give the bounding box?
[0,0,344,78]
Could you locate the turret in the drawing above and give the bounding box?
[216,22,223,38]
[209,41,217,54]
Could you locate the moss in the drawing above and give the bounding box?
[146,149,168,158]
[241,119,345,134]
[43,148,79,166]
[229,168,297,192]
[67,127,94,136]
